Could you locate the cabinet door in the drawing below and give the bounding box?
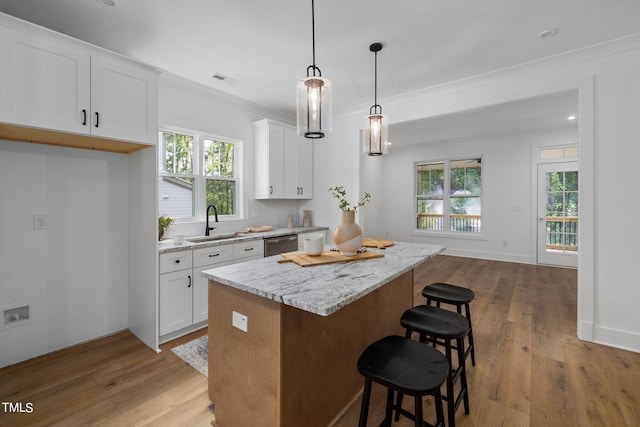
[283,127,301,198]
[159,270,193,335]
[297,137,314,199]
[193,262,232,324]
[283,126,313,199]
[0,27,91,134]
[254,120,284,199]
[90,53,158,145]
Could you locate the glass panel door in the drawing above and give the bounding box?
[537,162,578,267]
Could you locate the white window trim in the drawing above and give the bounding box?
[158,126,243,222]
[413,156,483,237]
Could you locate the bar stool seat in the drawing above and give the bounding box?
[422,282,476,366]
[399,306,470,427]
[357,335,449,427]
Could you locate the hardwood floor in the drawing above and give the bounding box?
[2,255,640,426]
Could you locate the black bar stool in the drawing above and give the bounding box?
[422,282,476,366]
[399,306,470,427]
[357,335,449,427]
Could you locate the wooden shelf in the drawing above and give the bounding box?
[0,123,152,154]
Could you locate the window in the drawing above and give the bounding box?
[158,129,239,220]
[416,158,482,233]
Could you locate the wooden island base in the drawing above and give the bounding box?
[208,270,413,427]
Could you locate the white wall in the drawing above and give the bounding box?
[0,140,130,367]
[309,35,640,352]
[378,126,577,264]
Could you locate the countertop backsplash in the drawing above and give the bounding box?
[163,205,313,240]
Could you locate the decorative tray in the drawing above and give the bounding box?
[277,249,384,267]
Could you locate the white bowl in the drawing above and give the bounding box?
[304,234,324,255]
[304,233,324,242]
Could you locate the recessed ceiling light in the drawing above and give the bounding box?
[568,115,576,121]
[538,28,558,39]
[97,0,117,7]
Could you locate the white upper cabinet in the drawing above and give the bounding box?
[0,17,158,147]
[90,53,158,145]
[0,26,91,134]
[254,119,285,198]
[254,119,314,199]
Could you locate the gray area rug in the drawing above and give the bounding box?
[171,335,208,377]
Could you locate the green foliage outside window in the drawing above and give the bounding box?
[416,158,482,232]
[546,171,578,217]
[163,132,193,174]
[159,131,237,219]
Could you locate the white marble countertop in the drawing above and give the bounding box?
[158,226,329,254]
[202,242,445,316]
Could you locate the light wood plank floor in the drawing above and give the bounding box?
[2,255,640,426]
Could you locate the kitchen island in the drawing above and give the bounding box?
[202,242,444,427]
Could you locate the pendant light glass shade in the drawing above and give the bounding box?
[363,110,389,156]
[364,42,389,156]
[297,0,332,139]
[297,73,332,139]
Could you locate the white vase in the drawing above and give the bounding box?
[333,210,363,256]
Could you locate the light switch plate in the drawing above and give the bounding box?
[232,311,248,332]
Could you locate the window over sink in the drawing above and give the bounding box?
[158,128,241,220]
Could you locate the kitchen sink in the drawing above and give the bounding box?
[186,233,237,243]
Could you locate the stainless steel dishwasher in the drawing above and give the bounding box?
[264,234,298,257]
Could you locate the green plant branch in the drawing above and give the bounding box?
[329,186,371,213]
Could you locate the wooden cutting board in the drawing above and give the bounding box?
[362,237,395,249]
[277,249,384,267]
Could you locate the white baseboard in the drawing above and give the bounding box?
[593,324,640,354]
[442,248,534,265]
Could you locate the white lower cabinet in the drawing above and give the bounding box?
[159,239,265,341]
[159,251,194,336]
[192,245,233,325]
[159,269,193,336]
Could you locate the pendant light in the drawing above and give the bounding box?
[364,42,389,156]
[296,0,332,139]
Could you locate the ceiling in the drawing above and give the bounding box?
[1,0,639,121]
[391,90,579,146]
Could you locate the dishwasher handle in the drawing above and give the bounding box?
[266,235,297,244]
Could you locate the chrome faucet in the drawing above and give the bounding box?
[205,204,218,236]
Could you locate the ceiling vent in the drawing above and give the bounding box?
[212,73,238,85]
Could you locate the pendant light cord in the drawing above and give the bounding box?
[311,0,316,69]
[369,43,383,115]
[374,48,378,107]
[306,0,321,77]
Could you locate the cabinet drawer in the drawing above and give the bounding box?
[233,240,264,260]
[159,251,193,274]
[193,244,233,267]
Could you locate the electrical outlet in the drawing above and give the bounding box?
[232,311,248,332]
[33,215,47,230]
[4,305,30,325]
